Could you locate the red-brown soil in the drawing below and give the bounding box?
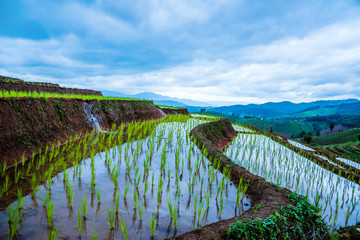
[0,76,102,96]
[0,98,163,166]
[161,107,190,115]
[173,119,293,239]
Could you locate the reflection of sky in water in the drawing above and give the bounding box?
[336,157,360,170]
[0,119,250,240]
[288,139,315,151]
[226,133,360,229]
[231,124,254,133]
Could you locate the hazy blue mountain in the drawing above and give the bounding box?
[101,90,132,98]
[101,90,210,107]
[211,99,359,117]
[153,100,187,107]
[283,101,360,118]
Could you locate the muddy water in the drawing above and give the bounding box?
[0,119,250,239]
[225,131,360,230]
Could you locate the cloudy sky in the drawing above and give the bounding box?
[1,0,360,106]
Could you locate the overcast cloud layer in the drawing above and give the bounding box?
[1,0,360,106]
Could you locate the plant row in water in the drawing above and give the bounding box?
[225,131,360,229]
[0,90,149,101]
[0,115,250,240]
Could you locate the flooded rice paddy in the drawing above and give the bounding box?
[0,117,250,239]
[225,131,360,229]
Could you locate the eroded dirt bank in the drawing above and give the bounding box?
[161,107,190,115]
[0,98,163,166]
[173,119,295,239]
[0,76,102,96]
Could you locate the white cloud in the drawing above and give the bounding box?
[59,2,138,42]
[0,35,102,69]
[1,5,360,106]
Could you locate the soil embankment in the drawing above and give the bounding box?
[0,76,102,96]
[0,98,163,166]
[174,119,293,239]
[161,107,189,115]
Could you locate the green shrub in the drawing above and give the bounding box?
[226,193,329,240]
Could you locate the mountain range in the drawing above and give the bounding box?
[210,99,360,118]
[102,90,359,118]
[101,90,209,107]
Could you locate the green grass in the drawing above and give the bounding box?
[309,128,360,160]
[156,105,181,109]
[0,90,149,101]
[226,193,329,240]
[311,128,360,145]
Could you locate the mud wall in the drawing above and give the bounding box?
[0,80,102,96]
[0,98,163,166]
[161,107,189,115]
[175,119,293,239]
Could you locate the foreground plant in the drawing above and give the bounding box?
[81,195,87,219]
[77,207,82,237]
[7,204,20,240]
[46,199,56,227]
[107,204,116,229]
[150,215,156,238]
[120,218,128,240]
[226,193,329,240]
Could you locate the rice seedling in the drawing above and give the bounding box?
[96,189,101,204]
[77,207,82,236]
[218,196,226,218]
[81,195,87,220]
[0,161,7,177]
[120,218,128,240]
[30,174,39,198]
[46,199,55,227]
[193,194,198,216]
[8,203,20,240]
[115,191,120,214]
[48,227,59,240]
[107,204,116,229]
[124,182,130,199]
[92,224,98,240]
[137,201,144,221]
[144,180,149,197]
[150,214,156,238]
[136,174,142,189]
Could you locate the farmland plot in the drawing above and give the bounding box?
[0,116,250,239]
[225,131,360,229]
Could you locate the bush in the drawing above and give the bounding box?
[226,193,329,240]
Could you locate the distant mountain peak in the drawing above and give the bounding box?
[101,90,210,107]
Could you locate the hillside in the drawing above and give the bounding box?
[278,102,360,119]
[203,111,360,138]
[210,99,359,118]
[309,128,360,160]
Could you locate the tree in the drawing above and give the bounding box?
[358,134,360,142]
[269,126,273,133]
[200,108,205,112]
[316,131,320,136]
[304,132,313,144]
[330,123,335,132]
[300,131,306,138]
[304,135,312,144]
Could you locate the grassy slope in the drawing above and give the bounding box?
[309,128,360,160]
[311,128,360,145]
[203,111,324,137]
